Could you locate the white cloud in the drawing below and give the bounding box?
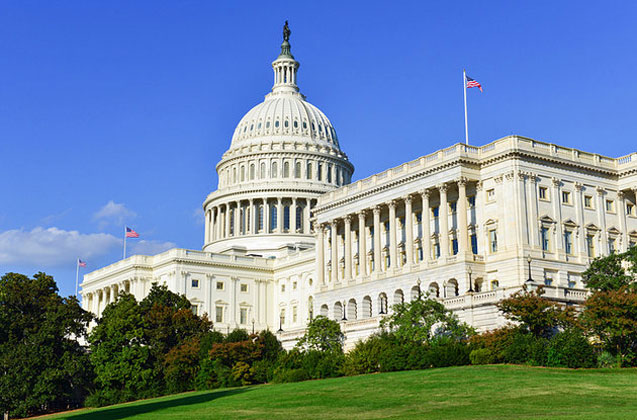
[192,207,204,225]
[130,240,176,256]
[93,200,136,229]
[0,227,120,266]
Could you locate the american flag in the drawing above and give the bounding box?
[466,75,483,92]
[78,259,87,267]
[125,227,140,238]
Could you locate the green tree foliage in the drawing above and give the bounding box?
[582,288,637,366]
[295,316,344,352]
[0,272,93,418]
[497,286,576,338]
[88,284,213,405]
[583,247,636,292]
[380,297,474,344]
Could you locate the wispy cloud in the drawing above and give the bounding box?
[130,240,176,256]
[0,227,120,267]
[93,201,136,229]
[41,208,72,225]
[192,207,204,225]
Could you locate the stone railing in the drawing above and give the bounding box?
[317,135,635,208]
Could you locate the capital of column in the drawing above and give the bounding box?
[423,188,432,198]
[457,176,467,186]
[516,172,526,181]
[438,183,448,193]
[475,181,483,191]
[357,210,367,218]
[551,177,561,187]
[404,195,413,204]
[596,186,606,196]
[574,182,583,191]
[388,200,397,209]
[618,190,625,199]
[373,205,382,215]
[344,215,352,226]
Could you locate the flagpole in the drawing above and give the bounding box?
[75,258,80,298]
[463,69,469,145]
[123,226,127,259]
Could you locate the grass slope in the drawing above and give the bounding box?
[47,365,637,420]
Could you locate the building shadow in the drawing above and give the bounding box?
[64,388,249,420]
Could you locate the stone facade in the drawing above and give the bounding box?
[81,32,637,350]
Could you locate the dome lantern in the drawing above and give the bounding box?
[271,21,300,95]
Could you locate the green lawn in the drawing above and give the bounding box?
[47,365,637,420]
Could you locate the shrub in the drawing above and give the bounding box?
[424,338,471,368]
[225,329,250,343]
[164,337,201,393]
[271,368,310,384]
[597,351,619,368]
[470,348,494,365]
[343,333,395,375]
[302,350,345,379]
[547,329,596,368]
[250,359,276,383]
[470,326,518,363]
[501,331,548,366]
[231,361,253,385]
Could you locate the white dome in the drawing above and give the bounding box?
[230,93,340,150]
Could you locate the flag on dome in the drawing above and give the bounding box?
[465,75,483,92]
[125,227,140,238]
[78,259,87,267]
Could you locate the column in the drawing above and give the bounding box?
[331,220,339,283]
[224,204,230,239]
[457,178,468,255]
[373,206,382,273]
[405,196,414,265]
[248,199,254,234]
[526,175,539,248]
[439,184,449,258]
[551,178,563,252]
[277,198,283,232]
[264,198,270,233]
[388,200,398,269]
[358,211,367,277]
[596,187,608,254]
[204,209,210,244]
[317,223,325,285]
[234,201,240,236]
[304,199,311,234]
[618,191,628,251]
[514,172,527,246]
[422,190,431,262]
[344,216,352,281]
[291,198,297,233]
[574,183,586,259]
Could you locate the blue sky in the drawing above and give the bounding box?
[1,1,636,297]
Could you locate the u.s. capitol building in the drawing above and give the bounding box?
[81,28,637,349]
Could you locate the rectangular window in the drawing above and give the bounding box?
[471,234,478,254]
[240,308,247,325]
[489,229,497,253]
[609,238,616,254]
[434,242,441,259]
[539,186,548,200]
[564,231,573,255]
[293,306,298,323]
[240,283,248,293]
[450,202,457,213]
[317,163,323,181]
[293,281,297,290]
[283,206,290,231]
[606,200,615,213]
[191,304,198,316]
[452,238,458,255]
[468,196,476,207]
[270,204,277,230]
[541,227,550,251]
[562,191,571,204]
[216,281,224,290]
[627,203,635,216]
[327,164,333,183]
[191,279,199,288]
[487,189,495,202]
[544,272,553,286]
[280,309,286,325]
[215,306,223,323]
[586,234,595,257]
[584,195,593,209]
[432,206,439,218]
[281,284,285,292]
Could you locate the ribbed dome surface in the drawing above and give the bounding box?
[230,93,340,150]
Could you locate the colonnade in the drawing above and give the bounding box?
[316,178,478,285]
[206,197,315,243]
[82,280,133,317]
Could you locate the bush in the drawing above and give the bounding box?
[470,326,519,363]
[343,333,394,375]
[225,329,250,343]
[271,368,310,383]
[501,331,548,366]
[547,329,596,368]
[470,348,495,365]
[597,351,619,368]
[250,359,276,383]
[424,338,471,368]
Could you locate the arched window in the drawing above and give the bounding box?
[317,163,323,181]
[232,167,237,183]
[270,204,277,231]
[296,206,303,231]
[362,296,372,318]
[295,162,301,178]
[272,162,278,178]
[393,289,404,306]
[347,299,357,320]
[306,162,312,180]
[446,279,459,297]
[327,164,332,183]
[240,166,245,182]
[260,162,266,179]
[258,204,264,231]
[428,282,440,298]
[333,301,343,321]
[320,304,329,317]
[249,164,255,180]
[283,162,290,178]
[283,206,290,231]
[378,293,388,314]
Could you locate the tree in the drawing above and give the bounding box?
[0,272,93,418]
[497,286,576,338]
[582,288,637,366]
[583,249,636,292]
[295,316,344,352]
[380,297,474,344]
